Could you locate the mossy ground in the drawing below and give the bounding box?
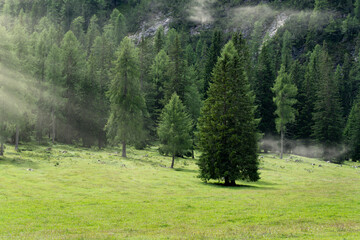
[0,143,359,239]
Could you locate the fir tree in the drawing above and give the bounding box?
[157,93,192,168]
[105,37,147,158]
[203,30,222,97]
[312,43,343,159]
[60,30,86,143]
[297,44,322,139]
[154,26,165,54]
[197,40,259,186]
[344,98,360,161]
[254,42,276,136]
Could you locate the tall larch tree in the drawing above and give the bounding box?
[105,37,147,158]
[272,65,298,159]
[197,40,259,186]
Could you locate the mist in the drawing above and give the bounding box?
[260,135,348,161]
[188,0,215,24]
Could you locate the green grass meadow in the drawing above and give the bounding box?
[0,143,360,239]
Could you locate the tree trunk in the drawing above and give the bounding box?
[15,125,19,151]
[122,141,127,158]
[280,128,284,159]
[52,109,56,144]
[231,180,236,186]
[171,153,175,168]
[0,143,4,156]
[224,176,230,186]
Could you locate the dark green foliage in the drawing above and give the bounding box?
[157,93,192,168]
[166,32,186,102]
[59,31,86,143]
[339,53,353,117]
[197,40,259,186]
[344,98,360,161]
[312,44,343,159]
[254,42,276,136]
[154,26,165,54]
[296,45,322,139]
[204,31,222,97]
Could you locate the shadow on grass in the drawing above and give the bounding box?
[173,167,197,173]
[0,155,39,169]
[200,180,276,190]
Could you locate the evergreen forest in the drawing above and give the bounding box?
[1,0,360,181]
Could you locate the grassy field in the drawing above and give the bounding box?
[0,143,359,239]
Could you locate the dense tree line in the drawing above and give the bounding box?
[2,0,360,184]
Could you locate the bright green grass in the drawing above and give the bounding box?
[0,143,359,239]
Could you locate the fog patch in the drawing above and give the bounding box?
[188,0,216,24]
[260,135,347,162]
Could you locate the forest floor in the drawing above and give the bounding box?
[0,143,359,239]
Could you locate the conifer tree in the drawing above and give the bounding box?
[105,37,147,158]
[297,44,322,139]
[154,26,165,54]
[166,33,186,102]
[203,30,222,97]
[197,40,259,186]
[281,30,293,71]
[312,44,343,159]
[157,93,192,168]
[340,53,353,116]
[87,35,114,148]
[344,98,360,161]
[272,65,298,159]
[60,30,86,143]
[254,42,276,136]
[85,15,101,56]
[149,49,171,123]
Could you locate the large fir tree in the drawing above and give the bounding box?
[197,40,259,186]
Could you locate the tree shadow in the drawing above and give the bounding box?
[0,155,39,169]
[200,180,276,190]
[173,168,197,173]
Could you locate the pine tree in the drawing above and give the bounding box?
[165,33,186,102]
[312,43,343,160]
[203,30,222,97]
[355,0,360,20]
[157,93,192,168]
[85,15,101,56]
[105,37,147,158]
[281,30,293,71]
[149,49,171,123]
[87,35,114,148]
[254,42,276,136]
[297,44,322,139]
[272,65,298,159]
[60,30,86,143]
[344,98,360,161]
[154,26,165,54]
[197,40,259,186]
[340,53,353,117]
